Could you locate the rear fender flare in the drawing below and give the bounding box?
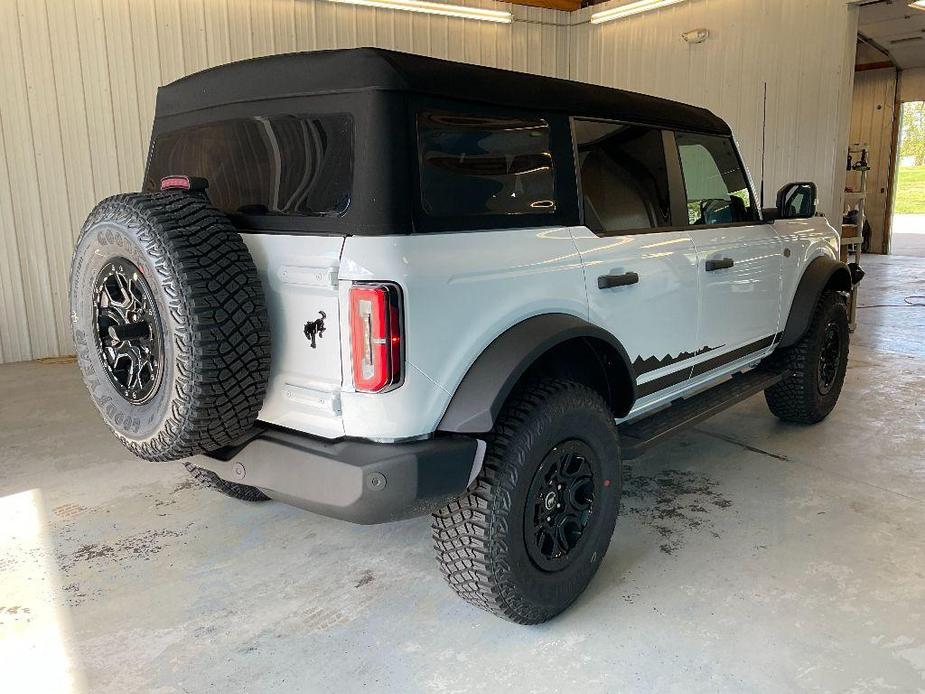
[437,314,636,434]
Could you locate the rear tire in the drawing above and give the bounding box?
[432,379,622,624]
[765,290,849,424]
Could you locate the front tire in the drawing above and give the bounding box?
[432,379,622,624]
[765,290,849,424]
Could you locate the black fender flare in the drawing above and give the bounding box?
[437,313,636,434]
[779,256,852,348]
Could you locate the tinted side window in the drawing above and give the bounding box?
[144,114,353,217]
[675,132,756,226]
[574,120,672,233]
[417,112,556,217]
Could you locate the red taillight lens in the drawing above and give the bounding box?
[349,283,403,393]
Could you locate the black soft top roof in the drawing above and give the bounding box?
[156,47,730,136]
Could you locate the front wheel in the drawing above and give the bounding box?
[765,290,850,424]
[432,379,622,624]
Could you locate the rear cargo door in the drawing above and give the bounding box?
[241,233,346,439]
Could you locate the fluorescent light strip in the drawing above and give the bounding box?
[327,0,512,23]
[910,1,925,11]
[591,0,687,25]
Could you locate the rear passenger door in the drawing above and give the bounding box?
[570,119,701,403]
[671,131,783,378]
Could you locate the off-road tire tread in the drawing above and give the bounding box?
[765,290,848,424]
[183,461,269,502]
[72,192,271,461]
[431,379,615,625]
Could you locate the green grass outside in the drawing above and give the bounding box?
[894,166,925,214]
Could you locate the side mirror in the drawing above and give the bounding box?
[776,182,817,219]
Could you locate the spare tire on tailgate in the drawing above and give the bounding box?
[69,191,271,462]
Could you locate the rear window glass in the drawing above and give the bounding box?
[416,112,556,217]
[144,114,353,218]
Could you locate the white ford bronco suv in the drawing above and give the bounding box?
[70,48,861,624]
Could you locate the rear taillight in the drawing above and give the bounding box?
[349,283,403,393]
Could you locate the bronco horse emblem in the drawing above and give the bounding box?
[303,311,326,349]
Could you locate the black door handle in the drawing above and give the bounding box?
[706,257,735,272]
[598,272,639,289]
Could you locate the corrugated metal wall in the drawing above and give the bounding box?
[0,0,567,364]
[900,67,925,103]
[569,0,858,224]
[0,0,860,364]
[848,68,898,254]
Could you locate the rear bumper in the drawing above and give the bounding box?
[192,427,484,524]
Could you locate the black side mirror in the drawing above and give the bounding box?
[776,182,817,219]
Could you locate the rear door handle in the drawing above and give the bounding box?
[705,257,734,272]
[598,272,639,289]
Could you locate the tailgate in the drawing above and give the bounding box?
[241,233,347,439]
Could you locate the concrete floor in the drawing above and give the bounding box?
[890,215,925,258]
[2,256,924,694]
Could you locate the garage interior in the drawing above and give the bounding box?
[1,0,923,692]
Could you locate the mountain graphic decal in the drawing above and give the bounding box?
[632,344,725,377]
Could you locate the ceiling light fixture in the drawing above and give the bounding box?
[591,0,687,25]
[327,0,512,23]
[910,1,925,11]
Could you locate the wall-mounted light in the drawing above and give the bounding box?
[327,0,512,23]
[590,0,687,25]
[681,28,709,44]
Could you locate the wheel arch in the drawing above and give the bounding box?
[437,313,637,434]
[779,256,852,349]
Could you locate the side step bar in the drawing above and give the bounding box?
[619,368,789,460]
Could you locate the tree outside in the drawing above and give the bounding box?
[894,101,925,215]
[899,102,925,166]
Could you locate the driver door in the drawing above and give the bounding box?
[672,131,783,377]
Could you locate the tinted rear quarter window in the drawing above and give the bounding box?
[144,114,354,218]
[574,120,671,233]
[416,112,557,218]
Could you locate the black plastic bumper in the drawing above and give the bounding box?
[193,428,482,524]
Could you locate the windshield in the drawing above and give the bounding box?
[143,113,354,218]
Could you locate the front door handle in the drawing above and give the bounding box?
[598,272,639,289]
[705,257,735,272]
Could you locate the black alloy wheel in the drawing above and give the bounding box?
[93,258,163,404]
[526,440,597,572]
[817,320,842,396]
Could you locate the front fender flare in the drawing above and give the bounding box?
[437,314,635,434]
[779,256,852,348]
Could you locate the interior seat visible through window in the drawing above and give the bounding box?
[574,120,672,233]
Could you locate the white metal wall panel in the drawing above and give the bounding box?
[849,68,898,254]
[0,0,567,364]
[569,0,859,224]
[900,67,925,103]
[0,0,858,363]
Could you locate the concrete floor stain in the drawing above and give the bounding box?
[621,465,733,555]
[57,527,188,573]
